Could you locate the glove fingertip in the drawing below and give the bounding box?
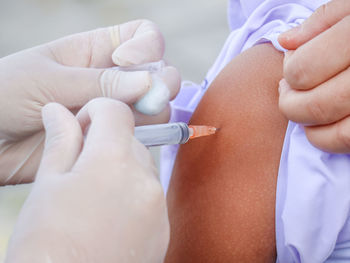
[112,48,125,66]
[42,103,66,132]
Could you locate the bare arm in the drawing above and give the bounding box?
[165,43,287,262]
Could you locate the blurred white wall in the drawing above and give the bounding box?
[0,0,229,261]
[0,0,228,82]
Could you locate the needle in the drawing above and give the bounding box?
[188,125,218,140]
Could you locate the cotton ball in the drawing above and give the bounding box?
[134,74,170,115]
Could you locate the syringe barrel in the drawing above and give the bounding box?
[134,122,190,147]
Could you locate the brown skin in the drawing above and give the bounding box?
[165,44,288,262]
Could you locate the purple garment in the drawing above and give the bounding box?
[160,0,350,262]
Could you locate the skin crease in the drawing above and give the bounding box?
[165,44,288,262]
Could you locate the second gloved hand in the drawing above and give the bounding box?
[0,19,180,185]
[5,98,170,263]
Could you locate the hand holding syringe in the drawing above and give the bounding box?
[0,20,181,185]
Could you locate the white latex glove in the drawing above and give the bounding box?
[0,19,180,185]
[5,98,170,263]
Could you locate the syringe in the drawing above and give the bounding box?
[134,122,217,147]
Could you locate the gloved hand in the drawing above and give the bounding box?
[278,0,350,153]
[5,98,170,263]
[0,19,180,184]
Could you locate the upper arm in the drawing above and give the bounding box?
[165,43,288,262]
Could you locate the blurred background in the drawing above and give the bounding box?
[0,0,228,260]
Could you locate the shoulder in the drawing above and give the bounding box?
[166,43,288,262]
